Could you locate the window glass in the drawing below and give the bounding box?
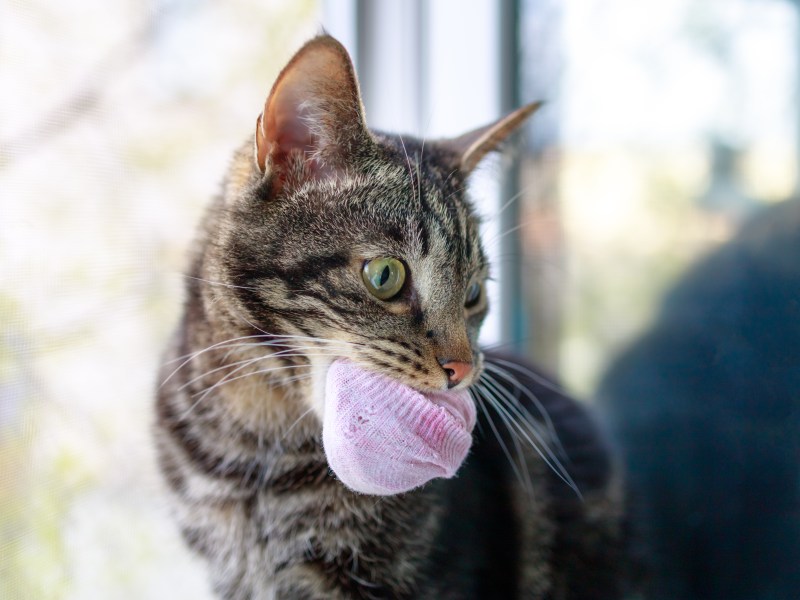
[519,0,797,393]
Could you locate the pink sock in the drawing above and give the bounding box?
[323,359,476,495]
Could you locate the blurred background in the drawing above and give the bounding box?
[1,0,797,598]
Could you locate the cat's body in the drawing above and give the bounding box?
[155,36,631,599]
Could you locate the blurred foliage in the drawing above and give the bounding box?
[556,143,792,396]
[0,0,318,598]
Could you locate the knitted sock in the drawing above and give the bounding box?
[323,358,476,496]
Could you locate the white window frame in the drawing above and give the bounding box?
[323,0,522,347]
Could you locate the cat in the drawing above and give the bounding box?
[598,198,800,599]
[155,35,633,599]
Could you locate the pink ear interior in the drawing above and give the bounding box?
[255,36,370,184]
[259,85,315,171]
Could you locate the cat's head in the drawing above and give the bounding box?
[214,36,537,450]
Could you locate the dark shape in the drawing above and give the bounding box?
[425,351,639,599]
[598,199,800,599]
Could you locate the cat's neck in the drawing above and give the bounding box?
[210,359,318,445]
[182,272,322,449]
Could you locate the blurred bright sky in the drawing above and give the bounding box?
[562,0,796,147]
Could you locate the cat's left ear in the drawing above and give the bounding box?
[438,101,543,175]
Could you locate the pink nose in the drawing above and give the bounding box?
[439,360,473,388]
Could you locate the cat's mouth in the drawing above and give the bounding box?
[321,358,476,496]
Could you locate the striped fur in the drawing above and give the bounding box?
[155,36,632,599]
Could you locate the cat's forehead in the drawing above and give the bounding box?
[301,144,483,269]
[372,133,465,192]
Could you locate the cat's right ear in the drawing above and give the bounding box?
[254,35,373,189]
[438,101,543,175]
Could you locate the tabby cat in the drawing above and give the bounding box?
[155,35,631,599]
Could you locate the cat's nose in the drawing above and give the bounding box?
[438,359,473,388]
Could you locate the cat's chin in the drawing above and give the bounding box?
[321,359,476,496]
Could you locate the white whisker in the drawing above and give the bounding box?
[163,331,362,387]
[483,362,568,461]
[487,356,566,395]
[190,351,342,400]
[282,406,316,440]
[181,363,316,419]
[398,134,418,206]
[484,185,531,225]
[480,375,581,498]
[471,386,531,494]
[477,382,536,494]
[161,334,271,386]
[176,345,330,392]
[482,219,530,250]
[184,275,259,291]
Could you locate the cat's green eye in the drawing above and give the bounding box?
[465,281,482,308]
[362,257,406,300]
